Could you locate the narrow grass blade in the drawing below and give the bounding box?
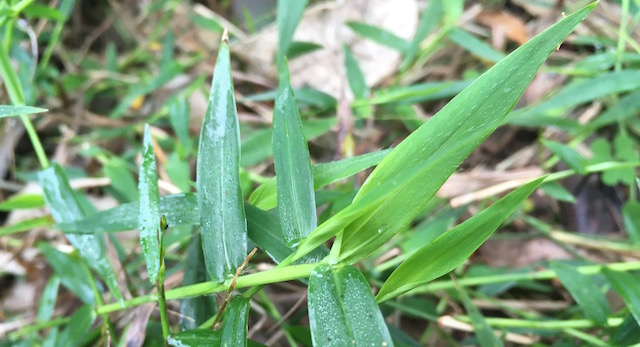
[610,313,640,346]
[273,62,317,246]
[540,181,576,203]
[220,296,251,347]
[0,105,47,118]
[376,177,544,303]
[56,193,198,233]
[551,261,610,326]
[287,41,323,59]
[37,275,61,322]
[623,201,640,244]
[105,161,138,202]
[0,216,53,237]
[276,0,308,66]
[448,28,505,63]
[0,193,45,210]
[169,330,221,346]
[249,149,391,210]
[57,304,96,347]
[307,264,394,347]
[38,243,94,304]
[363,80,471,105]
[39,164,123,302]
[542,140,587,175]
[197,38,247,282]
[180,232,217,331]
[346,21,411,53]
[603,268,640,325]
[343,45,368,98]
[455,283,504,347]
[401,0,444,68]
[139,124,161,283]
[338,3,596,264]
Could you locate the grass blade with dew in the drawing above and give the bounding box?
[138,124,161,283]
[272,61,317,246]
[196,33,247,283]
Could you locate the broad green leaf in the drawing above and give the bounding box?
[220,296,251,347]
[0,105,47,118]
[0,216,53,237]
[346,21,411,53]
[376,177,544,302]
[246,204,327,264]
[39,164,123,302]
[180,233,217,331]
[273,63,317,246]
[603,268,640,325]
[139,124,161,283]
[623,201,640,244]
[0,193,45,210]
[542,140,587,174]
[249,149,391,210]
[57,305,96,347]
[38,243,94,304]
[337,3,596,264]
[343,45,368,99]
[307,264,394,347]
[456,283,504,347]
[551,261,610,326]
[509,70,640,126]
[276,0,308,66]
[448,28,505,63]
[197,39,247,282]
[37,275,61,322]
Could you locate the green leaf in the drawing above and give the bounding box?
[623,201,640,244]
[603,268,640,326]
[590,89,640,129]
[220,296,251,347]
[401,0,444,68]
[540,181,576,203]
[307,264,394,347]
[56,193,198,233]
[448,28,505,63]
[39,164,123,302]
[336,3,596,264]
[273,63,317,246]
[38,243,94,304]
[168,98,192,151]
[0,216,53,237]
[346,21,411,53]
[138,124,162,283]
[509,70,640,126]
[0,105,47,118]
[180,233,217,331]
[287,41,323,59]
[542,140,587,175]
[365,80,471,106]
[0,193,45,210]
[456,283,504,347]
[343,45,368,99]
[276,0,308,66]
[246,204,328,264]
[249,149,391,210]
[169,329,221,346]
[57,305,96,347]
[104,161,138,202]
[197,39,247,282]
[550,261,610,326]
[37,276,61,322]
[376,177,544,302]
[610,313,640,347]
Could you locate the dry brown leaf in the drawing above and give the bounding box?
[476,10,529,49]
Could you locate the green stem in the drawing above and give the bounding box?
[455,315,624,330]
[97,262,318,315]
[409,261,640,295]
[615,0,629,71]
